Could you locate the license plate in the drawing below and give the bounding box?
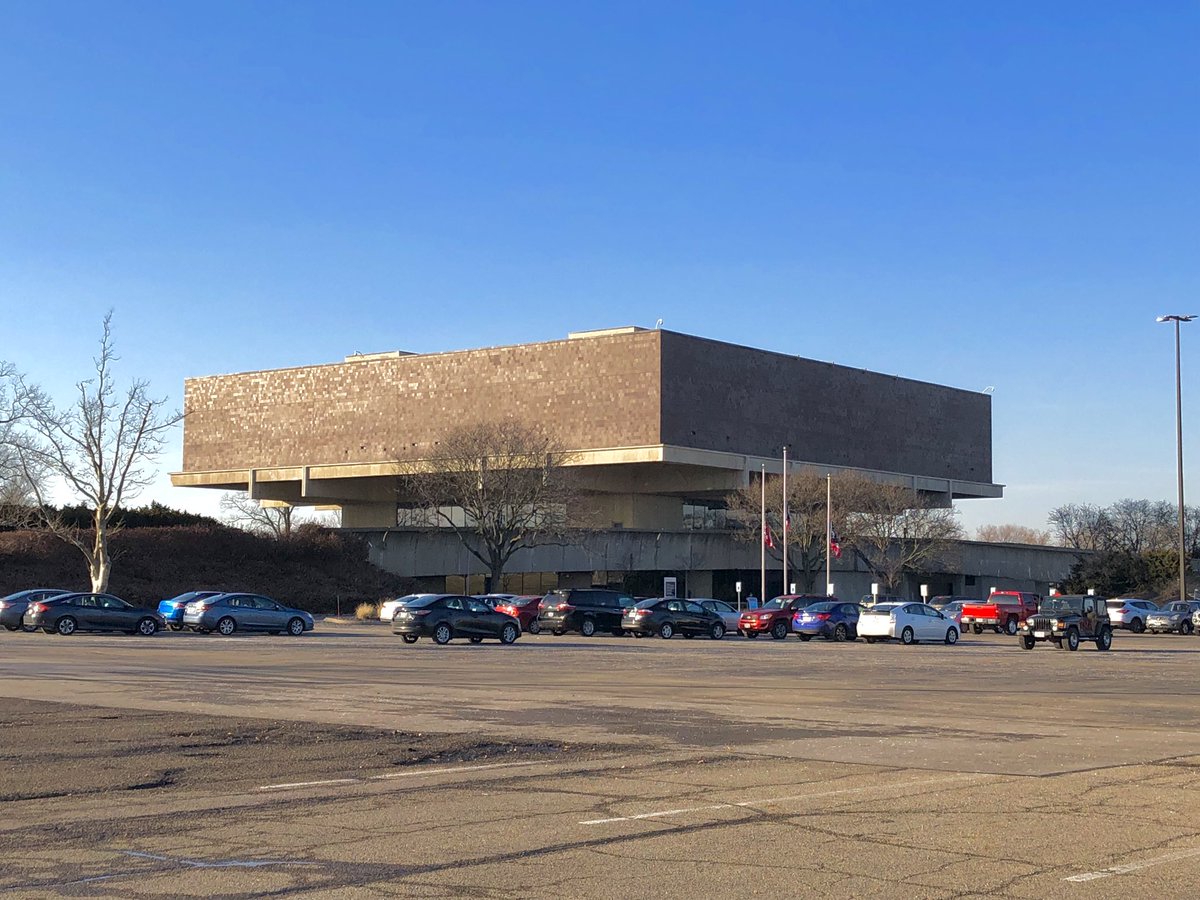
[1034,631,1046,638]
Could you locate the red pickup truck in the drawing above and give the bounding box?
[960,591,1042,635]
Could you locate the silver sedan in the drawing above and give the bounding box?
[183,593,314,636]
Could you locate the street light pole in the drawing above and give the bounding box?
[1158,314,1195,601]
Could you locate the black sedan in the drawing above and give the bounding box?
[392,594,520,645]
[23,593,165,636]
[621,598,727,639]
[0,588,71,631]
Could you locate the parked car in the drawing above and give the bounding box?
[960,591,1041,635]
[792,601,862,642]
[473,593,518,609]
[937,600,967,630]
[392,594,520,645]
[698,599,741,631]
[857,602,959,645]
[0,588,71,632]
[622,598,727,639]
[929,595,975,612]
[1019,595,1112,651]
[739,595,826,639]
[23,593,164,636]
[493,595,544,633]
[1146,601,1195,635]
[1105,598,1160,633]
[157,591,223,631]
[536,588,635,637]
[183,593,314,635]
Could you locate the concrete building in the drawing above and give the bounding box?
[174,327,1069,597]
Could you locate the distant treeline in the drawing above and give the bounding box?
[0,501,220,531]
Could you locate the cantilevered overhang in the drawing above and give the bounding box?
[171,444,1002,504]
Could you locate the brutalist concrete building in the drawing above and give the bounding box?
[174,327,1074,598]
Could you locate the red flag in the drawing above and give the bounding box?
[829,526,842,559]
[763,523,776,550]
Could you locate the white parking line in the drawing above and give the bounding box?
[1065,846,1200,882]
[580,774,982,826]
[256,759,541,791]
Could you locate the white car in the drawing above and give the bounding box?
[697,599,741,631]
[1104,598,1159,633]
[379,593,437,622]
[857,602,959,645]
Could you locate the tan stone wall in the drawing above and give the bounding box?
[183,331,664,472]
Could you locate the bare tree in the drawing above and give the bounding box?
[9,313,181,591]
[220,492,297,539]
[840,477,963,593]
[395,420,580,590]
[974,524,1053,545]
[1047,503,1112,551]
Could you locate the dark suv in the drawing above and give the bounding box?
[537,588,635,637]
[1019,595,1113,651]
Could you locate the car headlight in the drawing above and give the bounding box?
[1050,619,1060,629]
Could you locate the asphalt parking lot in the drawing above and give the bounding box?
[2,624,1200,898]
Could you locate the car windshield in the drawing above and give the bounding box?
[1040,598,1082,614]
[803,602,837,613]
[759,597,790,610]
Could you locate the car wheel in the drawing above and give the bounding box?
[168,623,183,632]
[900,626,915,645]
[798,633,812,641]
[527,620,541,635]
[580,618,596,637]
[659,622,674,639]
[1052,638,1063,649]
[469,637,484,644]
[1096,627,1112,651]
[433,623,453,645]
[833,624,849,642]
[945,627,958,645]
[633,632,645,638]
[710,622,725,640]
[1004,616,1018,636]
[1066,627,1080,651]
[552,629,565,636]
[864,636,877,644]
[3,624,18,632]
[500,623,519,645]
[1020,634,1036,650]
[401,633,419,643]
[771,621,788,640]
[216,616,236,636]
[972,625,983,635]
[55,617,77,636]
[743,631,758,639]
[1182,620,1194,635]
[136,617,158,637]
[1130,618,1145,634]
[287,618,305,636]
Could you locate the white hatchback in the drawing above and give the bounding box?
[857,602,959,645]
[379,593,437,622]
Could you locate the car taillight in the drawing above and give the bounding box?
[814,613,831,621]
[411,610,431,616]
[498,605,515,615]
[555,603,573,611]
[29,603,44,613]
[634,610,651,617]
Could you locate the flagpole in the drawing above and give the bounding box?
[782,446,788,596]
[760,463,766,604]
[826,473,832,595]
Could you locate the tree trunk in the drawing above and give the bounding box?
[489,560,504,594]
[90,528,111,593]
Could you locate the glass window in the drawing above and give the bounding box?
[685,602,704,614]
[667,601,685,612]
[444,598,463,610]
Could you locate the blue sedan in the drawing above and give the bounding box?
[183,593,315,636]
[157,591,224,631]
[792,601,863,642]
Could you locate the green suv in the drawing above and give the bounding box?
[1019,595,1112,651]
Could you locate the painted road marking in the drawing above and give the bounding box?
[257,759,541,791]
[580,774,982,826]
[1065,846,1200,882]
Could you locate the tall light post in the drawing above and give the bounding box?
[1157,314,1195,601]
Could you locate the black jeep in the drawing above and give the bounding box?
[1019,594,1112,651]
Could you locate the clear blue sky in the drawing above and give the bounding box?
[2,1,1197,532]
